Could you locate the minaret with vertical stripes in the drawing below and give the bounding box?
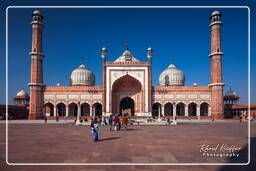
[209,10,224,119]
[28,10,44,120]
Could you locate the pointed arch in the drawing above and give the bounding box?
[176,102,185,116]
[152,102,161,118]
[44,102,54,116]
[81,102,90,116]
[56,103,66,116]
[200,102,209,116]
[164,102,173,116]
[92,103,102,117]
[68,103,78,116]
[188,102,197,116]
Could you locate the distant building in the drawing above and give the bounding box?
[224,88,256,119]
[0,90,29,120]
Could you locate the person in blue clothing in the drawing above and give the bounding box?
[90,117,99,141]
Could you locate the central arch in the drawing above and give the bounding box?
[120,97,135,116]
[112,75,142,116]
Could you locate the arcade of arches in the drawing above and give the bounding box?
[112,75,142,116]
[44,102,102,117]
[45,100,210,118]
[152,102,210,118]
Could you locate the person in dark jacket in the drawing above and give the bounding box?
[108,115,113,131]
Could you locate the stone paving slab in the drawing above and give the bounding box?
[0,122,255,171]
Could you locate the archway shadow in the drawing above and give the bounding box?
[98,137,120,141]
[218,137,255,171]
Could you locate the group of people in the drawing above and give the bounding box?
[90,114,129,141]
[108,114,129,131]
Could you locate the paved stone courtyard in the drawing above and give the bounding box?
[0,121,255,170]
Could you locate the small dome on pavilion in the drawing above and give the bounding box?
[101,47,107,51]
[211,10,221,16]
[33,10,41,15]
[16,89,28,97]
[225,88,238,97]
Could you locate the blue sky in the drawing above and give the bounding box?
[0,0,255,105]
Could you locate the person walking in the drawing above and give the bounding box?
[44,115,47,124]
[166,118,170,125]
[108,115,113,131]
[118,114,122,130]
[114,114,119,131]
[122,114,128,130]
[102,116,107,126]
[90,117,99,141]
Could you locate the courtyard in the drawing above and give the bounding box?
[0,121,255,170]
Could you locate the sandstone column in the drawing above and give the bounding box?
[28,10,44,120]
[147,47,153,116]
[101,47,107,116]
[209,11,224,119]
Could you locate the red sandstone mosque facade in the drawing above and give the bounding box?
[27,10,225,120]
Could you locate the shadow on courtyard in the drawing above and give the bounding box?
[98,137,120,141]
[120,128,140,131]
[218,137,255,171]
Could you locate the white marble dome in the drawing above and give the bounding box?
[159,64,185,86]
[16,89,28,96]
[70,64,95,86]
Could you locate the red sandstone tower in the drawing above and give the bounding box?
[147,47,153,116]
[28,10,44,120]
[101,47,107,116]
[209,11,224,119]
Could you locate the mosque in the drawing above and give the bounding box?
[27,10,225,120]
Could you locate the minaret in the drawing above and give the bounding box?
[28,10,44,120]
[147,47,153,116]
[101,47,107,116]
[209,10,224,119]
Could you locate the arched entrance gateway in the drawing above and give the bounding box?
[112,75,142,117]
[120,97,135,116]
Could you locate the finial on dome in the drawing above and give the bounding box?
[125,41,129,50]
[81,57,85,64]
